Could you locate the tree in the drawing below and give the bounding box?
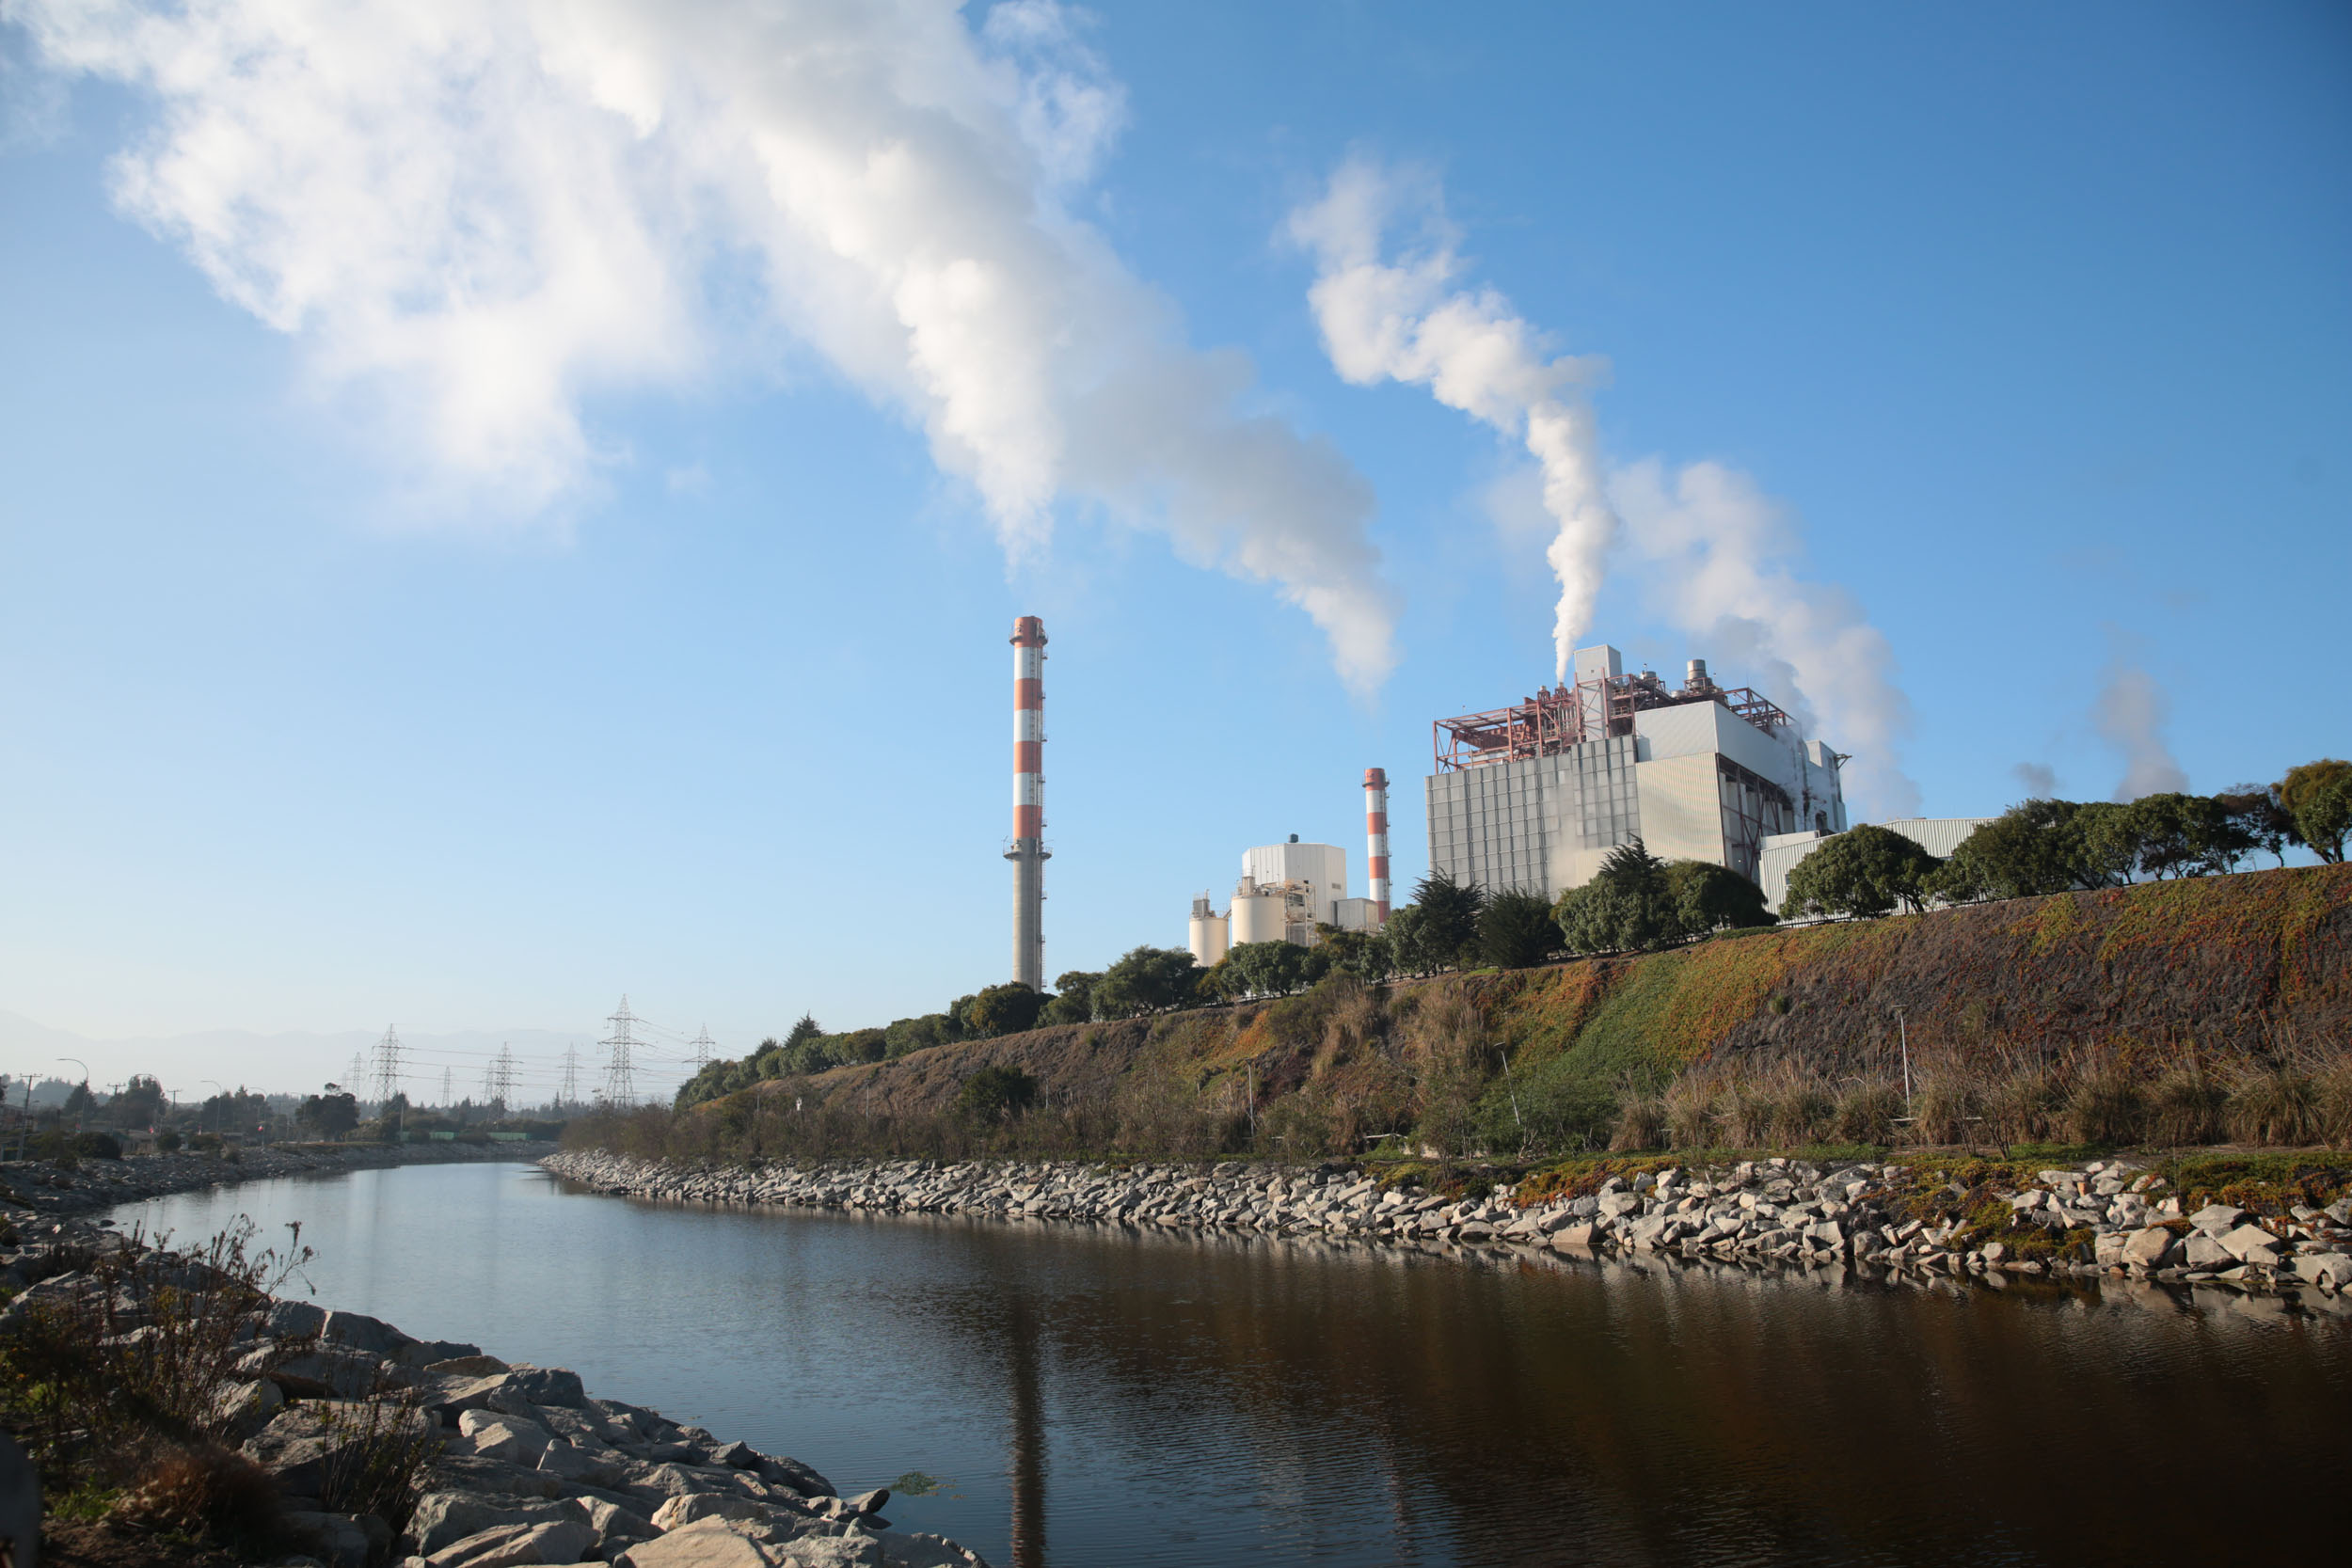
[1557,840,1685,953]
[1313,926,1393,982]
[1664,860,1776,935]
[1478,889,1561,969]
[63,1081,95,1117]
[883,1013,961,1057]
[1406,869,1485,971]
[108,1074,167,1128]
[1947,799,2126,898]
[2071,801,2139,887]
[1378,906,1444,976]
[2281,758,2352,863]
[962,983,1050,1037]
[2216,783,2295,867]
[1225,940,1315,998]
[2110,792,2245,879]
[1781,824,1943,919]
[1041,972,1101,1025]
[1094,947,1202,1018]
[297,1090,359,1140]
[956,1066,1040,1125]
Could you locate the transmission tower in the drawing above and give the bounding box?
[561,1046,581,1108]
[492,1044,518,1109]
[601,995,641,1107]
[372,1026,403,1111]
[479,1059,497,1103]
[347,1052,369,1110]
[689,1025,716,1071]
[440,1067,453,1107]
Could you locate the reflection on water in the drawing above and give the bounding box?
[118,1164,2352,1566]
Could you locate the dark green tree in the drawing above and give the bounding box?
[1041,971,1102,1026]
[1377,906,1440,976]
[883,1013,961,1058]
[2111,792,2247,879]
[1406,869,1486,971]
[956,1065,1041,1125]
[1313,926,1393,982]
[1478,888,1561,969]
[297,1089,360,1140]
[1226,940,1314,997]
[1664,860,1776,935]
[1095,946,1202,1017]
[1780,824,1943,919]
[962,982,1049,1037]
[2280,758,2352,863]
[2215,783,2295,867]
[108,1074,167,1128]
[1557,840,1685,953]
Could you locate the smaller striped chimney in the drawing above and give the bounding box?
[1007,617,1049,990]
[1363,767,1391,922]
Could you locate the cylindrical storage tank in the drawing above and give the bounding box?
[1188,911,1231,968]
[1232,892,1288,946]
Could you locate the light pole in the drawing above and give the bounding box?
[203,1080,227,1138]
[57,1057,90,1130]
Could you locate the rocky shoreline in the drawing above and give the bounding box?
[1,1211,988,1568]
[544,1148,2352,1299]
[1,1141,560,1227]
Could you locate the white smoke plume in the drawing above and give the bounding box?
[2012,761,2058,799]
[1289,158,1614,679]
[8,0,1396,688]
[2095,639,2187,800]
[1291,160,1920,816]
[1609,460,1920,817]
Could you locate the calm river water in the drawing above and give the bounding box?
[116,1162,2351,1567]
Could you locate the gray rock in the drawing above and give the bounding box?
[875,1534,985,1568]
[616,1523,780,1568]
[2294,1251,2352,1290]
[2217,1225,2284,1264]
[323,1308,413,1356]
[425,1520,596,1568]
[2183,1233,2235,1270]
[407,1491,592,1556]
[651,1496,776,1532]
[580,1497,660,1554]
[2189,1204,2250,1235]
[267,1299,329,1338]
[394,1338,486,1370]
[2122,1227,2180,1269]
[710,1440,759,1469]
[459,1411,553,1466]
[243,1405,381,1497]
[844,1488,889,1517]
[507,1365,589,1409]
[538,1440,627,1488]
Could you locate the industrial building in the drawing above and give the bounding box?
[1758,817,1996,912]
[1425,644,1851,899]
[1186,774,1391,967]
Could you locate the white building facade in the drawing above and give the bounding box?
[1424,644,1851,900]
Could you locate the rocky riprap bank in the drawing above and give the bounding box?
[545,1149,2352,1296]
[0,1220,987,1568]
[1,1142,560,1226]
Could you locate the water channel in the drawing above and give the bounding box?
[116,1161,2352,1566]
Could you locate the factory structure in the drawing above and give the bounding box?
[1425,644,1851,899]
[1184,769,1394,966]
[1008,616,1049,990]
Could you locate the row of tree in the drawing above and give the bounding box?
[1784,760,2349,920]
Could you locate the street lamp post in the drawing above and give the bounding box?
[202,1080,227,1138]
[57,1058,90,1130]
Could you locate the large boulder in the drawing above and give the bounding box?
[281,1510,381,1568]
[406,1491,591,1555]
[394,1338,486,1370]
[266,1299,328,1339]
[2217,1225,2285,1265]
[506,1366,588,1409]
[2295,1250,2352,1290]
[2121,1227,2180,1269]
[243,1405,378,1497]
[425,1520,596,1568]
[539,1440,628,1489]
[615,1522,781,1568]
[458,1411,552,1466]
[650,1496,778,1533]
[323,1309,414,1356]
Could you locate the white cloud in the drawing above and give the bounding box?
[9,0,1395,688]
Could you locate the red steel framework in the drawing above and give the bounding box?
[1433,671,1792,773]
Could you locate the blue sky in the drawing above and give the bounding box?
[2,2,2345,1095]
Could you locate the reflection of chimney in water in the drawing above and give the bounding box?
[1006,1295,1047,1568]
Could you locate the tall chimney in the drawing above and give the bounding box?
[1363,767,1391,922]
[1007,616,1049,990]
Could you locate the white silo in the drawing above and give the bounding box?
[1187,895,1231,967]
[1230,877,1293,945]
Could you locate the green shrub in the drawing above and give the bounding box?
[2064,1063,2146,1146]
[2147,1063,2228,1146]
[2227,1063,2318,1147]
[1832,1079,1904,1144]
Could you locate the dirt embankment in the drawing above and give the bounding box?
[760,865,2348,1128]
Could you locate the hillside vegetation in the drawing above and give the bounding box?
[576,863,2352,1164]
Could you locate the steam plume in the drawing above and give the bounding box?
[1292,160,1919,816]
[11,0,1396,687]
[2095,640,2187,800]
[1289,159,1614,678]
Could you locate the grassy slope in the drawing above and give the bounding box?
[756,863,2352,1128]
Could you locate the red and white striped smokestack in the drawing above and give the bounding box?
[1007,616,1049,990]
[1363,767,1391,922]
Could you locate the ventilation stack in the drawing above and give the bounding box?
[1007,616,1049,990]
[1363,767,1391,922]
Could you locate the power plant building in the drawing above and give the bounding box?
[1188,832,1381,966]
[1425,643,1850,899]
